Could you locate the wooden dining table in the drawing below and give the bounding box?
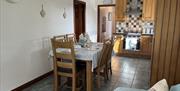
[49,42,103,91]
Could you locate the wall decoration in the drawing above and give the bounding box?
[108,12,112,21]
[40,4,46,18]
[6,0,22,3]
[63,8,67,19]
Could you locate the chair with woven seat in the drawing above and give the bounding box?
[51,38,84,91]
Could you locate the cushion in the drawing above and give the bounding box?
[149,79,169,91]
[114,87,147,91]
[170,84,180,91]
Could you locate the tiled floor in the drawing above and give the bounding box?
[24,56,151,91]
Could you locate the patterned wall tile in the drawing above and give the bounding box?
[116,0,154,34]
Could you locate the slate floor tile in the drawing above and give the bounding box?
[23,56,151,91]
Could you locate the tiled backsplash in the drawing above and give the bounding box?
[116,0,154,34]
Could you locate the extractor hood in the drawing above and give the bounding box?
[126,0,141,15]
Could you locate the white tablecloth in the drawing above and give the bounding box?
[49,43,103,71]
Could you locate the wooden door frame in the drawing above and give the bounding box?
[97,4,116,42]
[73,0,86,38]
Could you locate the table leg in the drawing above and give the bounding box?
[86,61,92,91]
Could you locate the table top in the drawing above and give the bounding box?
[49,42,103,70]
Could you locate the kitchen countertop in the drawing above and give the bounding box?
[113,33,154,36]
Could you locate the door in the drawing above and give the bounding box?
[97,5,115,42]
[74,1,86,41]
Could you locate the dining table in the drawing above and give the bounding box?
[49,42,103,91]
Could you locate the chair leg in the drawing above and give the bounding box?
[97,71,101,88]
[83,70,87,89]
[106,67,109,80]
[72,76,76,91]
[54,74,59,91]
[104,68,108,81]
[109,63,112,75]
[77,74,82,91]
[110,66,112,75]
[58,76,61,90]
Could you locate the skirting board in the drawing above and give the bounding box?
[11,71,53,91]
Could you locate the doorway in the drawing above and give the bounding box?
[97,5,115,42]
[74,0,86,41]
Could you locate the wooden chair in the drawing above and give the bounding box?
[94,42,111,88]
[111,34,122,44]
[106,41,114,80]
[51,38,84,91]
[66,33,77,44]
[102,39,113,80]
[54,35,66,41]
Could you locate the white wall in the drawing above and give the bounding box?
[0,0,2,90]
[0,0,74,90]
[0,0,102,90]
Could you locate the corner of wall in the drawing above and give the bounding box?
[0,0,3,89]
[0,0,2,90]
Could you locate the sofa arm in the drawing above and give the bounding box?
[170,84,180,91]
[114,87,147,91]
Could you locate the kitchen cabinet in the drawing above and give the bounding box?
[115,0,127,21]
[140,36,153,57]
[113,33,153,58]
[142,0,156,21]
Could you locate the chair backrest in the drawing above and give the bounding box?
[54,35,66,42]
[103,38,112,44]
[106,41,114,64]
[66,33,77,44]
[111,34,122,44]
[97,42,111,68]
[51,38,76,77]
